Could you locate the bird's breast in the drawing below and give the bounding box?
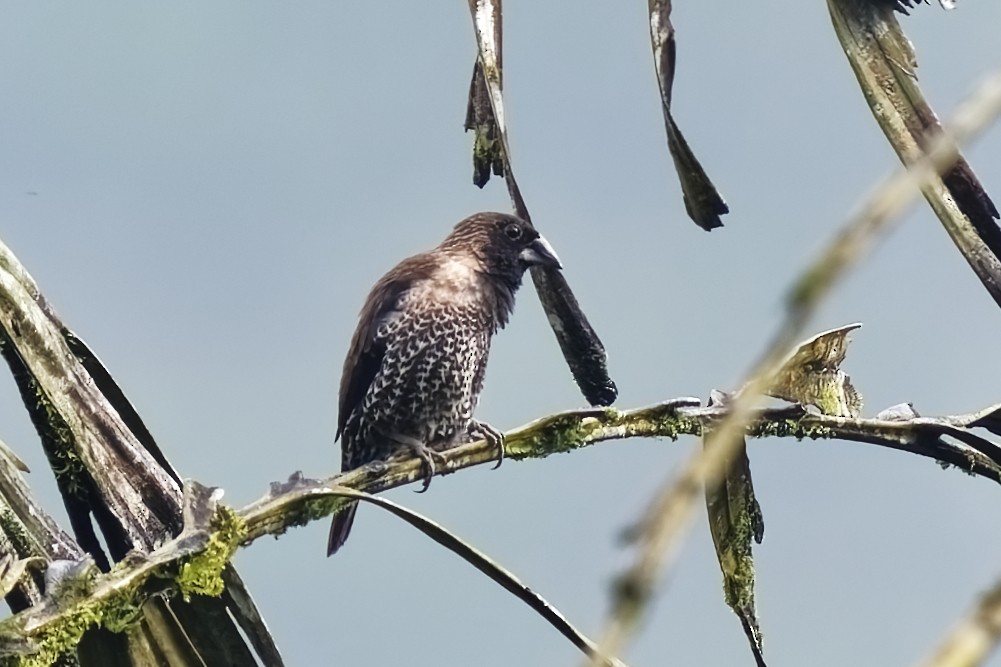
[361,301,492,448]
[413,257,492,309]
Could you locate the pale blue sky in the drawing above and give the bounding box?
[2,2,1001,666]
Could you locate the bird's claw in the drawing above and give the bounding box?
[411,446,448,493]
[469,419,505,469]
[382,430,450,493]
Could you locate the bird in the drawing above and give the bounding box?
[327,211,562,556]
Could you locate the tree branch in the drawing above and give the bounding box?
[584,58,1001,667]
[241,399,1001,544]
[305,487,629,667]
[0,234,287,667]
[464,0,618,407]
[829,0,1001,306]
[2,396,999,665]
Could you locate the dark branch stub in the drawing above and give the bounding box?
[648,0,729,230]
[703,391,767,667]
[465,61,505,188]
[464,0,618,407]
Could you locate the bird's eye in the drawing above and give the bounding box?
[504,223,522,240]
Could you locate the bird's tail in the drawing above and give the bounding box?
[326,502,358,556]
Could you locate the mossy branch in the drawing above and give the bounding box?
[243,397,1001,545]
[2,396,999,664]
[0,483,242,667]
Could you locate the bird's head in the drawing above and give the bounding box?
[426,212,563,328]
[440,212,562,283]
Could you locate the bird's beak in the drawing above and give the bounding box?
[519,235,563,270]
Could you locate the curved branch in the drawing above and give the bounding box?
[2,398,1000,664]
[321,486,628,667]
[239,399,1001,547]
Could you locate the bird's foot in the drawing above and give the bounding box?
[387,431,449,493]
[409,444,448,493]
[468,419,505,469]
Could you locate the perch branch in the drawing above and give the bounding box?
[240,400,1001,544]
[3,396,1000,666]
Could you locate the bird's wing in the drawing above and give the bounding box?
[336,256,432,440]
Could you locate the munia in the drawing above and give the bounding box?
[328,212,562,555]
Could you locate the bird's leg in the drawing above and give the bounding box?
[468,419,505,469]
[385,431,448,493]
